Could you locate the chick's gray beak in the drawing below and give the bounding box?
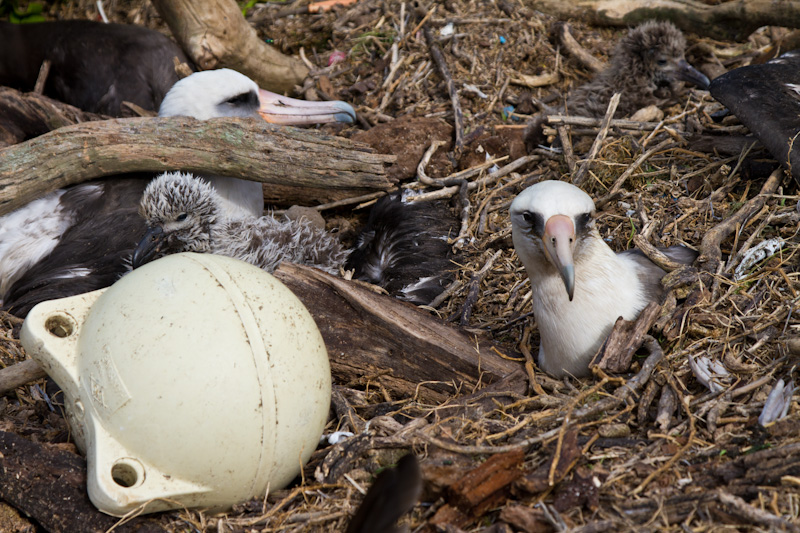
[677,59,711,89]
[132,226,165,269]
[258,89,356,125]
[542,214,576,301]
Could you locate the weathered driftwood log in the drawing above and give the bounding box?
[151,0,308,94]
[0,87,105,147]
[523,0,800,41]
[273,263,520,403]
[0,116,396,215]
[0,431,169,532]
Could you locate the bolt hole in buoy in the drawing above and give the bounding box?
[45,315,75,338]
[111,460,144,488]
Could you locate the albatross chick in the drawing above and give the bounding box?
[525,20,710,150]
[510,180,696,378]
[134,172,456,305]
[134,172,349,275]
[567,20,710,118]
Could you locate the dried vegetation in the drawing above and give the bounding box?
[2,0,800,531]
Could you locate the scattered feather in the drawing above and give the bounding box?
[689,355,731,393]
[734,238,785,280]
[759,378,795,426]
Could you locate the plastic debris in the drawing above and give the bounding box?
[322,431,354,445]
[537,144,563,153]
[619,201,636,218]
[759,378,795,426]
[689,355,730,393]
[308,0,359,13]
[485,150,500,174]
[31,383,55,412]
[328,50,347,67]
[440,22,455,37]
[499,36,507,44]
[502,105,522,121]
[462,83,488,99]
[734,237,785,280]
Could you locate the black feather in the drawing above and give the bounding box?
[620,245,698,302]
[345,194,456,305]
[345,454,422,533]
[709,50,800,186]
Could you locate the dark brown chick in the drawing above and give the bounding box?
[567,20,709,118]
[525,21,709,150]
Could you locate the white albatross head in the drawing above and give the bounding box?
[510,180,696,378]
[510,180,596,301]
[158,68,356,124]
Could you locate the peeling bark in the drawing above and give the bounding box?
[0,116,396,215]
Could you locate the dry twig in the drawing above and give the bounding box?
[423,26,464,156]
[572,92,621,186]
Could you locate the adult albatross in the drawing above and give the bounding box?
[0,68,356,317]
[510,180,696,378]
[0,19,358,122]
[132,172,456,305]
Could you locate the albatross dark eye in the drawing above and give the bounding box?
[176,213,188,222]
[521,211,545,236]
[657,58,668,66]
[575,212,593,234]
[226,93,251,105]
[226,91,259,107]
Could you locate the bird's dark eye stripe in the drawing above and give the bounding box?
[521,211,545,236]
[575,212,593,234]
[226,92,258,106]
[176,213,188,222]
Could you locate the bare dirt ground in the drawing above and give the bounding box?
[1,0,800,531]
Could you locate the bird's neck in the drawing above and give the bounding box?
[199,174,263,218]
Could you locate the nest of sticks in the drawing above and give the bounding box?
[1,0,800,531]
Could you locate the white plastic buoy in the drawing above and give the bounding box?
[20,253,331,516]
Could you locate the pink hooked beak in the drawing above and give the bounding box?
[258,89,356,125]
[542,214,576,301]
